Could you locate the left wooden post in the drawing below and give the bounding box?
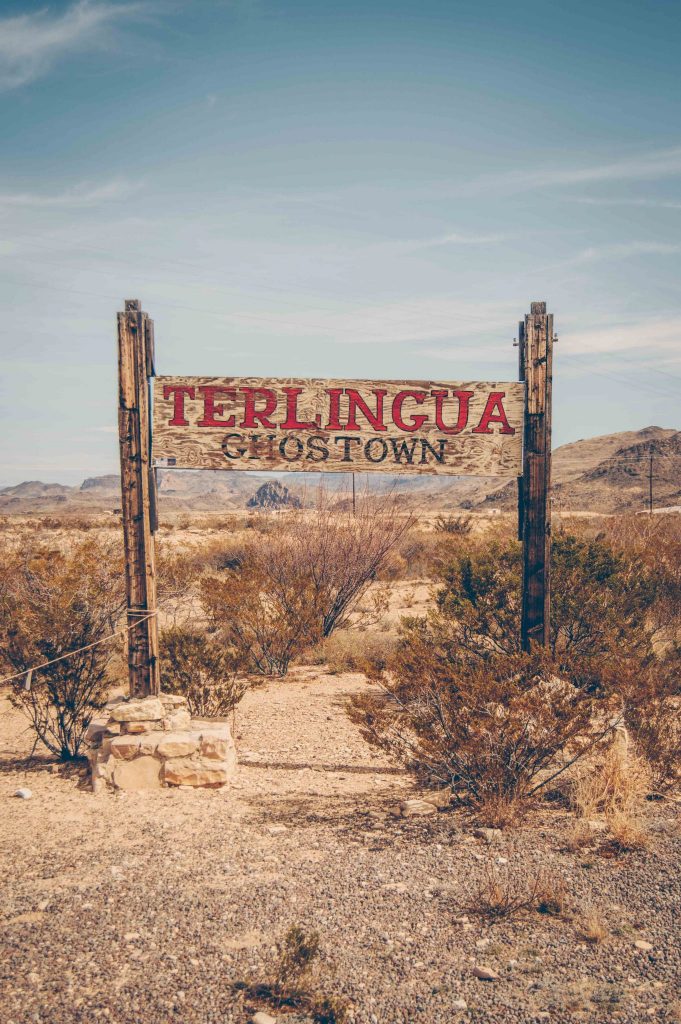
[117,299,161,698]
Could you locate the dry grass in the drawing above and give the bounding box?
[475,794,527,830]
[568,735,652,853]
[575,909,609,944]
[470,860,567,923]
[233,925,349,1024]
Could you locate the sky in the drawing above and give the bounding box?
[1,0,680,486]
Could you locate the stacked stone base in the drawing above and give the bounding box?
[87,693,236,792]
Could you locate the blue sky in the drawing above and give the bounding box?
[1,0,680,485]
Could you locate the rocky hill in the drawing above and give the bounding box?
[1,427,679,516]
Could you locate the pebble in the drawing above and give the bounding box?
[473,965,500,981]
[397,799,437,817]
[13,788,32,800]
[634,940,654,951]
[251,1013,277,1024]
[452,998,468,1011]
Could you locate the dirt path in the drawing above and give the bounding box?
[1,671,680,1024]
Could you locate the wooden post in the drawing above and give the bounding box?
[117,299,161,697]
[520,301,553,652]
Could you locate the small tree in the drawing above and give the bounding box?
[0,540,125,760]
[437,533,660,667]
[203,487,413,675]
[159,625,247,717]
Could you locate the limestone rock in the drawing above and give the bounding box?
[251,1013,277,1024]
[123,721,152,734]
[113,755,162,791]
[163,756,233,788]
[200,734,231,760]
[110,735,158,760]
[634,940,654,951]
[160,693,187,709]
[397,799,437,817]
[473,965,500,981]
[162,709,192,731]
[109,697,164,723]
[452,999,468,1011]
[156,733,200,759]
[13,788,32,799]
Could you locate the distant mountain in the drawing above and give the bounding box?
[478,427,681,514]
[1,427,679,515]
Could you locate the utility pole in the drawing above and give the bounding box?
[519,301,554,652]
[649,446,654,515]
[117,299,160,698]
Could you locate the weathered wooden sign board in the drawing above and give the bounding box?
[117,299,553,699]
[152,377,525,477]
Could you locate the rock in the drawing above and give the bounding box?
[160,693,187,709]
[634,940,654,951]
[13,788,32,799]
[473,965,500,981]
[123,721,152,735]
[112,755,162,791]
[84,720,108,744]
[163,756,233,788]
[473,827,502,842]
[398,799,437,817]
[251,1012,277,1024]
[452,999,468,1011]
[454,915,470,925]
[200,734,231,759]
[110,735,158,760]
[162,709,192,731]
[476,938,490,949]
[247,480,301,510]
[155,733,200,759]
[109,697,164,723]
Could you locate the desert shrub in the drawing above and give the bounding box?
[434,513,472,535]
[470,860,566,922]
[203,490,412,675]
[0,539,125,759]
[351,643,621,805]
[437,533,661,667]
[234,925,348,1023]
[159,625,246,717]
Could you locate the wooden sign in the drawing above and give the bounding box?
[152,376,525,477]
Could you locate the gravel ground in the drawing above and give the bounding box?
[1,668,680,1024]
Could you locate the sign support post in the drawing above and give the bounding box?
[117,299,160,698]
[520,301,553,651]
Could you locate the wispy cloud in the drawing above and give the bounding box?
[407,230,505,251]
[574,241,681,263]
[457,147,681,197]
[0,1,148,90]
[566,196,681,210]
[561,316,681,356]
[0,178,141,208]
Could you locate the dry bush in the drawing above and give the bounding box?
[234,925,348,1023]
[159,625,247,717]
[203,489,412,676]
[475,794,527,830]
[622,659,681,792]
[471,860,565,922]
[351,643,621,806]
[434,513,473,535]
[0,538,125,759]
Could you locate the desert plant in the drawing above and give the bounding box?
[0,539,125,759]
[576,909,609,944]
[434,513,472,535]
[436,533,661,668]
[233,925,348,1023]
[470,860,562,922]
[351,642,621,806]
[203,488,412,675]
[159,625,247,717]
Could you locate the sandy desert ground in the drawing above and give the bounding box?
[2,665,681,1024]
